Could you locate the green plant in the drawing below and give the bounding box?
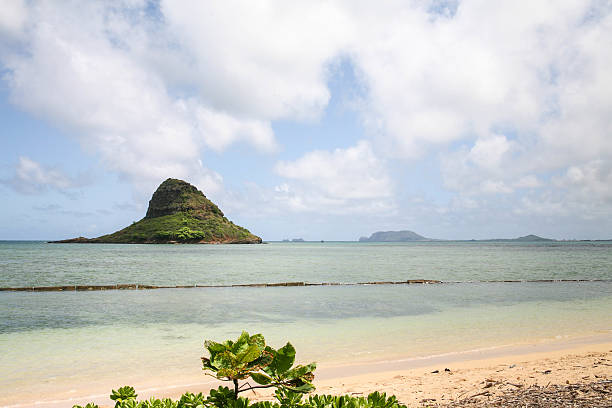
[201,332,316,399]
[273,388,305,408]
[72,332,407,408]
[111,386,138,408]
[139,397,178,408]
[74,389,407,408]
[72,404,100,408]
[306,392,405,408]
[366,391,402,408]
[117,400,140,408]
[177,392,207,408]
[206,386,237,407]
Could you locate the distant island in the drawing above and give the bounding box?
[484,234,554,242]
[359,230,430,242]
[359,231,555,242]
[50,178,262,244]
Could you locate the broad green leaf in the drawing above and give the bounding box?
[201,357,215,371]
[217,367,236,378]
[204,341,227,356]
[248,350,273,371]
[286,363,316,379]
[250,334,265,349]
[212,350,236,369]
[238,344,263,364]
[250,372,272,385]
[286,382,315,393]
[267,342,295,376]
[232,331,251,354]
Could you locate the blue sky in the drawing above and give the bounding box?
[1,0,612,241]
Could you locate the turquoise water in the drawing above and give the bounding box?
[1,241,611,287]
[0,241,611,406]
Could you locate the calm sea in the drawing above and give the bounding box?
[0,241,611,406]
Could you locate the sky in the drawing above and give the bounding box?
[1,0,611,241]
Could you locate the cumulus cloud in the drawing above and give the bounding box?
[2,1,315,196]
[468,135,513,172]
[3,156,84,194]
[350,1,598,155]
[160,0,353,121]
[557,160,612,204]
[0,0,27,39]
[194,107,276,153]
[274,141,394,213]
[345,0,612,224]
[440,133,517,195]
[1,0,611,231]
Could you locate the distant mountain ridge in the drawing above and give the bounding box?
[358,231,555,242]
[486,234,554,242]
[50,178,261,244]
[359,230,429,242]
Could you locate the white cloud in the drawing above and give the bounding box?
[513,175,541,189]
[350,1,593,156]
[274,141,394,213]
[3,1,325,197]
[194,107,276,153]
[5,156,82,194]
[0,0,27,39]
[160,0,353,121]
[515,196,569,217]
[349,0,612,218]
[441,133,515,195]
[468,135,513,172]
[1,0,612,233]
[479,180,513,194]
[557,160,612,204]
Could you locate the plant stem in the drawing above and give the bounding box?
[237,383,283,393]
[233,379,239,399]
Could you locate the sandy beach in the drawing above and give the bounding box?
[6,334,610,408]
[313,340,612,407]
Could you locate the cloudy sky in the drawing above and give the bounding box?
[1,0,611,241]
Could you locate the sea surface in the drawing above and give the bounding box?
[0,241,611,406]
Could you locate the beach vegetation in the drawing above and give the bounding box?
[111,386,138,407]
[137,397,179,408]
[73,332,407,408]
[74,388,406,408]
[201,331,316,398]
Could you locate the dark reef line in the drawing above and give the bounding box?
[0,279,610,292]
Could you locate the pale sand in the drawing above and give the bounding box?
[311,342,612,407]
[3,335,611,408]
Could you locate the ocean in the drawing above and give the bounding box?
[0,241,611,406]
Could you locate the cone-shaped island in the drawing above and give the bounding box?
[51,178,262,244]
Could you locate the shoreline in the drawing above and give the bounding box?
[3,333,611,408]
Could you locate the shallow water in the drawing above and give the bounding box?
[0,241,611,405]
[1,241,611,287]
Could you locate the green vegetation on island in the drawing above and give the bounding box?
[74,331,407,408]
[51,178,262,244]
